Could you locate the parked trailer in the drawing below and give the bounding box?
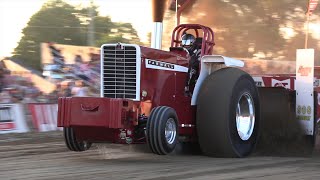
[57,24,317,157]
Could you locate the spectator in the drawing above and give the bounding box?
[74,54,83,64]
[0,67,60,103]
[22,82,39,103]
[36,92,49,103]
[58,81,72,97]
[71,80,88,97]
[0,88,12,103]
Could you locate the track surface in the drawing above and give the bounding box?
[1,132,320,180]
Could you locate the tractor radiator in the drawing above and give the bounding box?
[101,44,141,100]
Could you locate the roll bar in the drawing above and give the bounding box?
[171,24,215,57]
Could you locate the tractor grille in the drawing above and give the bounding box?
[101,44,140,100]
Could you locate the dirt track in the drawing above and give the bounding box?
[1,131,320,180]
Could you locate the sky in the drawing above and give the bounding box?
[1,0,319,60]
[0,0,152,58]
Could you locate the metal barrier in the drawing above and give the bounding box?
[0,104,29,134]
[28,103,61,132]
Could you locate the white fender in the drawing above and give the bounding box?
[191,55,244,105]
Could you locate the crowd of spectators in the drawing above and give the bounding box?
[0,43,101,104]
[54,79,93,98]
[0,63,98,104]
[44,43,101,98]
[0,67,43,103]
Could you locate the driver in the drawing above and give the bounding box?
[181,33,201,96]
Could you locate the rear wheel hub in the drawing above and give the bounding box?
[236,92,255,141]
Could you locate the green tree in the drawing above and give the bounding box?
[13,0,86,69]
[13,0,141,70]
[93,17,140,46]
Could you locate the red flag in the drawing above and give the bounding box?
[308,0,319,14]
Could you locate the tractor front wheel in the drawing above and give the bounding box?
[146,106,179,155]
[64,127,92,152]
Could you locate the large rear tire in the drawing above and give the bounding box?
[197,67,260,157]
[146,106,179,155]
[64,127,92,152]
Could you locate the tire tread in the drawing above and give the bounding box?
[147,106,178,155]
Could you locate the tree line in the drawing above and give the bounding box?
[13,0,141,70]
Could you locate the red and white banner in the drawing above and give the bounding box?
[0,104,29,134]
[308,0,318,14]
[252,76,295,90]
[28,104,61,132]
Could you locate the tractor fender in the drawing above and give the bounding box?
[191,55,245,105]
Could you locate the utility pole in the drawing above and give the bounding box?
[88,0,95,46]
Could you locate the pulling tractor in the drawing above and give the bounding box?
[57,22,318,157]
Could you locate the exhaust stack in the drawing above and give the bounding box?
[151,0,166,49]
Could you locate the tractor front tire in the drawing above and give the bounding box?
[64,127,92,152]
[146,106,179,155]
[197,67,260,157]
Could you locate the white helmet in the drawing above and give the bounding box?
[181,34,195,46]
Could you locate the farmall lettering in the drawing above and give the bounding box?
[148,60,174,69]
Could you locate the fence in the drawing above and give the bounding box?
[0,103,60,134]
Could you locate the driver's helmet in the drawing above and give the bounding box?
[181,33,195,47]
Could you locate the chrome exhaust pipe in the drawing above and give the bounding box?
[151,22,163,49]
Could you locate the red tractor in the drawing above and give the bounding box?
[58,23,269,157]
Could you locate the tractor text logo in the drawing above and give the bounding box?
[148,60,174,69]
[298,66,312,76]
[271,79,290,89]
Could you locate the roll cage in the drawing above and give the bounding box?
[171,24,215,57]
